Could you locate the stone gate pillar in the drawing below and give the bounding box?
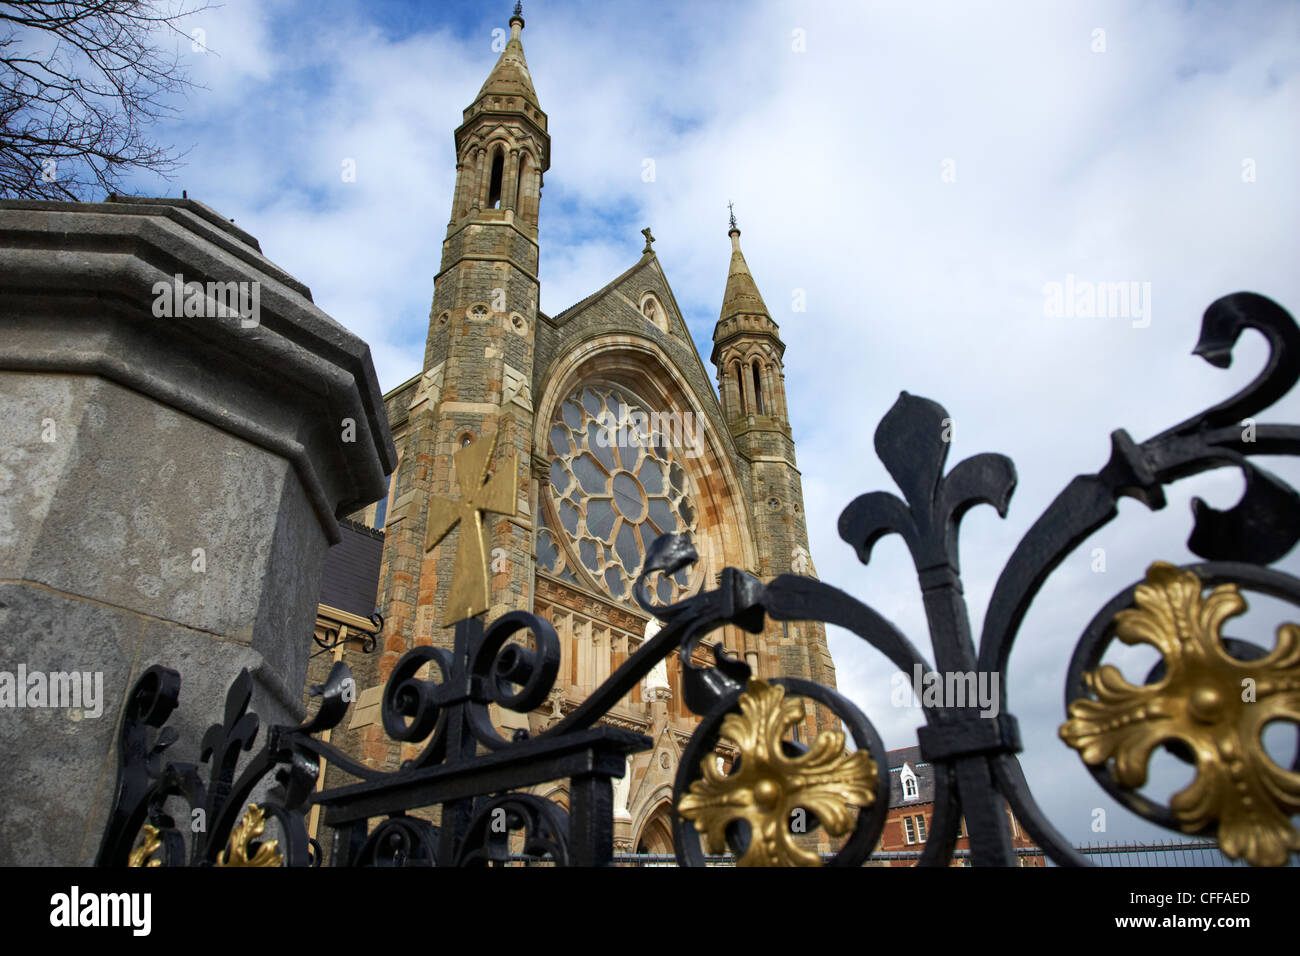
[0,197,395,865]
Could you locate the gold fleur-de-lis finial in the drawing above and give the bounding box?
[128,825,163,867]
[677,679,875,866]
[216,804,283,867]
[1060,562,1300,866]
[425,431,518,626]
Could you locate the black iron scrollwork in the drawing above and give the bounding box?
[97,660,355,867]
[354,816,440,867]
[96,291,1300,867]
[455,794,571,866]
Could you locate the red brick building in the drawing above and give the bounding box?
[874,746,1045,866]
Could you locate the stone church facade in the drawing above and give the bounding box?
[322,7,837,855]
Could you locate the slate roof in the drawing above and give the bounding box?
[317,517,384,618]
[885,745,936,808]
[548,253,653,326]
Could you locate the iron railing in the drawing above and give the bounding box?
[95,291,1300,867]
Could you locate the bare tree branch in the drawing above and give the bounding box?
[0,0,213,200]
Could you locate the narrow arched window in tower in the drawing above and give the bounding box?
[515,152,530,218]
[752,360,765,415]
[373,474,391,530]
[733,360,746,415]
[488,148,505,209]
[375,459,401,530]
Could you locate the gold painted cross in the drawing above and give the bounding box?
[424,432,518,626]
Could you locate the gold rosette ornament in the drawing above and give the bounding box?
[1060,562,1300,866]
[216,804,284,867]
[677,679,875,866]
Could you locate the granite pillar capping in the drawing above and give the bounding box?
[0,199,397,529]
[0,197,396,865]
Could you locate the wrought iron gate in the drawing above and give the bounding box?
[96,291,1300,867]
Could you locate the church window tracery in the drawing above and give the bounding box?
[536,382,700,605]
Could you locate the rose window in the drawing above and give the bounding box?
[536,383,699,604]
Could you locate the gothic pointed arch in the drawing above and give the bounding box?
[634,799,675,856]
[540,784,570,812]
[516,150,533,220]
[533,335,759,607]
[487,144,506,209]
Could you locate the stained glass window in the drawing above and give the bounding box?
[535,382,700,605]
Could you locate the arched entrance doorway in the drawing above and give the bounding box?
[634,802,674,855]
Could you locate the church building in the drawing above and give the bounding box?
[313,5,838,856]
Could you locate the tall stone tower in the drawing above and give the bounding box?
[710,213,837,733]
[335,9,843,802]
[362,5,549,767]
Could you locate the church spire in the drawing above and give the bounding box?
[447,4,549,230]
[475,3,539,110]
[718,207,772,323]
[404,5,548,653]
[711,208,786,424]
[708,210,834,714]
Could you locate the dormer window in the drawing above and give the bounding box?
[900,762,918,801]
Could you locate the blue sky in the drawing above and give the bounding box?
[119,0,1300,855]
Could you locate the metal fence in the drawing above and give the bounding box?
[608,841,1296,867]
[1066,840,1295,868]
[95,292,1300,868]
